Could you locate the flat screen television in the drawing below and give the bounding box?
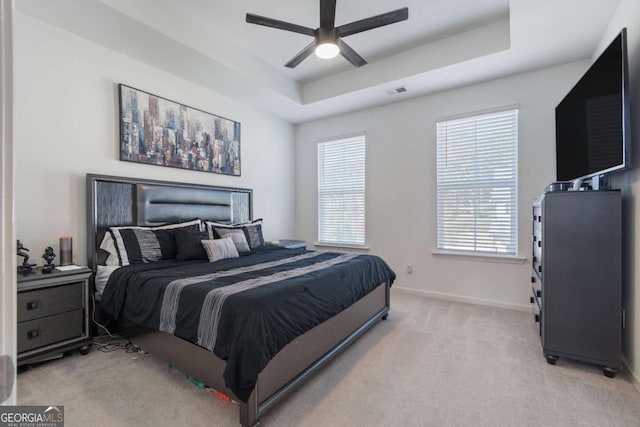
[555,28,631,182]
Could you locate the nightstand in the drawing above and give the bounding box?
[276,240,306,249]
[17,267,93,365]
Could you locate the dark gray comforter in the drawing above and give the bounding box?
[101,247,395,402]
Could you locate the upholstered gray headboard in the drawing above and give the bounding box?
[87,174,252,270]
[136,184,246,225]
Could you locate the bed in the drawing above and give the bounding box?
[86,174,394,426]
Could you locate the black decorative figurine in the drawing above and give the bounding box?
[17,240,36,273]
[41,246,56,273]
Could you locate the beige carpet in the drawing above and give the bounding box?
[17,289,640,426]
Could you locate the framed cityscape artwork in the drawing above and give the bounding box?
[119,84,241,176]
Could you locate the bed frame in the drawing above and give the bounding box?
[86,174,390,426]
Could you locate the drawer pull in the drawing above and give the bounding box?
[538,241,542,247]
[531,276,536,283]
[538,265,542,273]
[533,236,537,242]
[533,215,537,221]
[26,300,40,311]
[530,296,534,304]
[534,314,540,323]
[536,290,542,298]
[27,329,41,340]
[538,216,542,222]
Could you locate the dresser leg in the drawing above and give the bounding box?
[79,345,91,356]
[544,354,559,365]
[602,366,618,378]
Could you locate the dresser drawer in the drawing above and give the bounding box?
[18,310,84,353]
[17,282,83,322]
[532,289,542,338]
[531,274,542,298]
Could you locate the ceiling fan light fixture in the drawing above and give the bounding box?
[246,2,409,68]
[315,42,340,59]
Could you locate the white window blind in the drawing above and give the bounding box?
[436,109,518,255]
[317,135,366,246]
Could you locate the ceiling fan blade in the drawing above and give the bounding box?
[285,41,317,68]
[337,7,409,37]
[320,0,336,29]
[246,13,315,37]
[337,39,367,67]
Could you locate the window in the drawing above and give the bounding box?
[317,134,366,247]
[436,109,518,256]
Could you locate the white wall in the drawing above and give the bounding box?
[595,0,640,386]
[296,61,588,310]
[14,12,296,267]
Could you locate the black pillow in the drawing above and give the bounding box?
[243,222,264,249]
[96,248,111,266]
[175,230,209,261]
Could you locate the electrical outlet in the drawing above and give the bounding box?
[405,263,413,274]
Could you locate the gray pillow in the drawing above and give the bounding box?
[202,238,239,262]
[215,228,251,254]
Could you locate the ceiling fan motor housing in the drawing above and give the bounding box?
[316,27,338,44]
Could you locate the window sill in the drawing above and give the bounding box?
[432,250,527,264]
[314,242,370,251]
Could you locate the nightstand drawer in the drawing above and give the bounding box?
[18,309,84,353]
[17,283,83,322]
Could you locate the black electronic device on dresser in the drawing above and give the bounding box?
[530,190,621,377]
[17,267,93,366]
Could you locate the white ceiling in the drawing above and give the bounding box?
[104,0,509,83]
[17,0,621,123]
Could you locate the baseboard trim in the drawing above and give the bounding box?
[392,286,530,312]
[622,355,640,392]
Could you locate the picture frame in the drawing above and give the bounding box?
[118,84,241,176]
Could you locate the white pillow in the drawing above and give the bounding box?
[95,265,120,298]
[202,238,239,262]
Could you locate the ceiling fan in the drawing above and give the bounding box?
[246,0,409,68]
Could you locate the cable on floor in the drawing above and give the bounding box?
[91,293,143,354]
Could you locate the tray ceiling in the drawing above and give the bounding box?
[17,0,621,123]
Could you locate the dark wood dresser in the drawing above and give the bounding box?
[17,267,92,365]
[531,190,622,377]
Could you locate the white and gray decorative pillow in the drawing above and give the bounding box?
[214,228,251,254]
[98,233,120,266]
[205,219,264,251]
[202,238,239,262]
[109,219,201,266]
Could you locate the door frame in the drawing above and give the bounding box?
[0,0,16,405]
